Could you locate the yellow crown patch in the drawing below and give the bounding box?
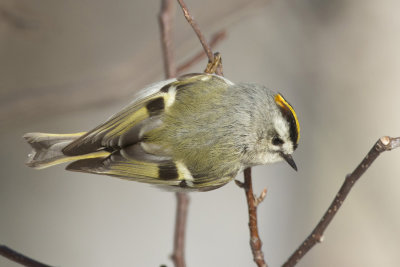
[274,94,300,144]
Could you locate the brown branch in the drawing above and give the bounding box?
[159,0,177,78]
[176,0,223,76]
[177,30,226,74]
[0,245,53,267]
[171,192,190,267]
[283,136,400,267]
[176,0,213,62]
[241,168,268,267]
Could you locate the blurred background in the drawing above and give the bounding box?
[1,0,400,266]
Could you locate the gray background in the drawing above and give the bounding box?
[1,0,400,266]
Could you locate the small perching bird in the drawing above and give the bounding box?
[24,73,300,191]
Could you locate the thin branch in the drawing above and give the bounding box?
[159,0,177,78]
[177,30,226,74]
[283,136,400,267]
[0,245,53,267]
[171,192,190,267]
[176,0,223,76]
[176,0,213,62]
[243,168,268,267]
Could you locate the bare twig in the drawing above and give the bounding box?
[176,0,213,62]
[243,168,268,267]
[171,192,190,267]
[159,0,177,78]
[176,0,223,76]
[283,136,400,267]
[177,30,226,74]
[0,245,53,267]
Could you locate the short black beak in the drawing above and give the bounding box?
[281,153,297,171]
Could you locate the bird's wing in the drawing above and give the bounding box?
[66,143,230,191]
[65,143,184,183]
[63,74,231,156]
[62,77,179,155]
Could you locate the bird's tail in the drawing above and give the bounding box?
[23,132,110,169]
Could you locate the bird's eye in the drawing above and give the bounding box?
[272,136,284,146]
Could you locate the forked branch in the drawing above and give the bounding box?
[236,169,268,267]
[283,136,400,267]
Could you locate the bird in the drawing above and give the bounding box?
[24,73,300,191]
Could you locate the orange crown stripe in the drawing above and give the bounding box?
[274,94,300,143]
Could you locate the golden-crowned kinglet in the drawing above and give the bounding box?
[24,73,300,191]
